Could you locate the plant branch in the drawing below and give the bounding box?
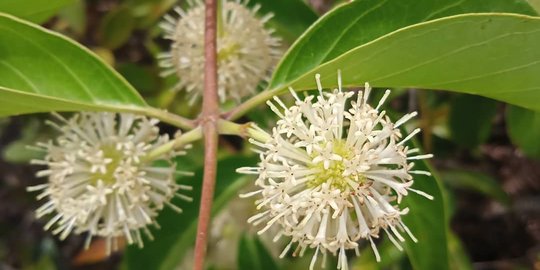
[223,87,282,121]
[145,107,196,130]
[143,127,202,162]
[194,0,219,269]
[217,119,271,142]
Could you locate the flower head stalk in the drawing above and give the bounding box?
[27,112,192,254]
[238,73,433,270]
[159,0,281,104]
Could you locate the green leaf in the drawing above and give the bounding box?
[248,0,318,42]
[237,234,279,270]
[270,14,540,112]
[449,95,498,148]
[527,0,540,13]
[506,105,540,158]
[0,0,73,23]
[117,63,159,95]
[0,13,149,117]
[123,156,256,270]
[98,7,136,49]
[440,170,510,206]
[57,0,87,36]
[2,118,44,163]
[353,239,405,270]
[271,0,536,86]
[401,149,449,270]
[447,232,473,270]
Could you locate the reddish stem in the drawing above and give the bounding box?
[193,0,218,269]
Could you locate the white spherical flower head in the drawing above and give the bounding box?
[159,0,281,103]
[27,112,192,253]
[238,73,434,270]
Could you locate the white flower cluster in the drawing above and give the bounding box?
[159,0,281,103]
[27,112,192,253]
[238,74,433,270]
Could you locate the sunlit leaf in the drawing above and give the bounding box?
[0,13,149,117]
[272,14,540,113]
[271,0,536,86]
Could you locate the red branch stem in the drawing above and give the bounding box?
[193,0,219,269]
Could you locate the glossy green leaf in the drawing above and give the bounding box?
[0,0,73,23]
[506,105,540,158]
[449,95,498,148]
[0,13,149,117]
[248,0,318,42]
[271,14,540,113]
[237,234,279,270]
[271,0,536,86]
[440,170,510,206]
[123,156,255,270]
[401,149,449,270]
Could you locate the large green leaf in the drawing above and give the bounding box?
[276,14,540,112]
[0,13,148,117]
[0,0,73,23]
[506,105,540,158]
[271,0,536,86]
[123,156,255,270]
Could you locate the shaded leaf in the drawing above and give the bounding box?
[98,7,136,49]
[249,0,318,43]
[447,232,473,270]
[449,95,497,148]
[57,0,87,36]
[2,118,43,163]
[123,156,255,270]
[117,64,159,94]
[237,234,279,270]
[352,238,405,270]
[0,0,73,23]
[401,146,449,270]
[440,170,510,206]
[506,105,540,158]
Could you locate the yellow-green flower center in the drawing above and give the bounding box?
[90,145,123,185]
[218,42,240,62]
[307,140,365,190]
